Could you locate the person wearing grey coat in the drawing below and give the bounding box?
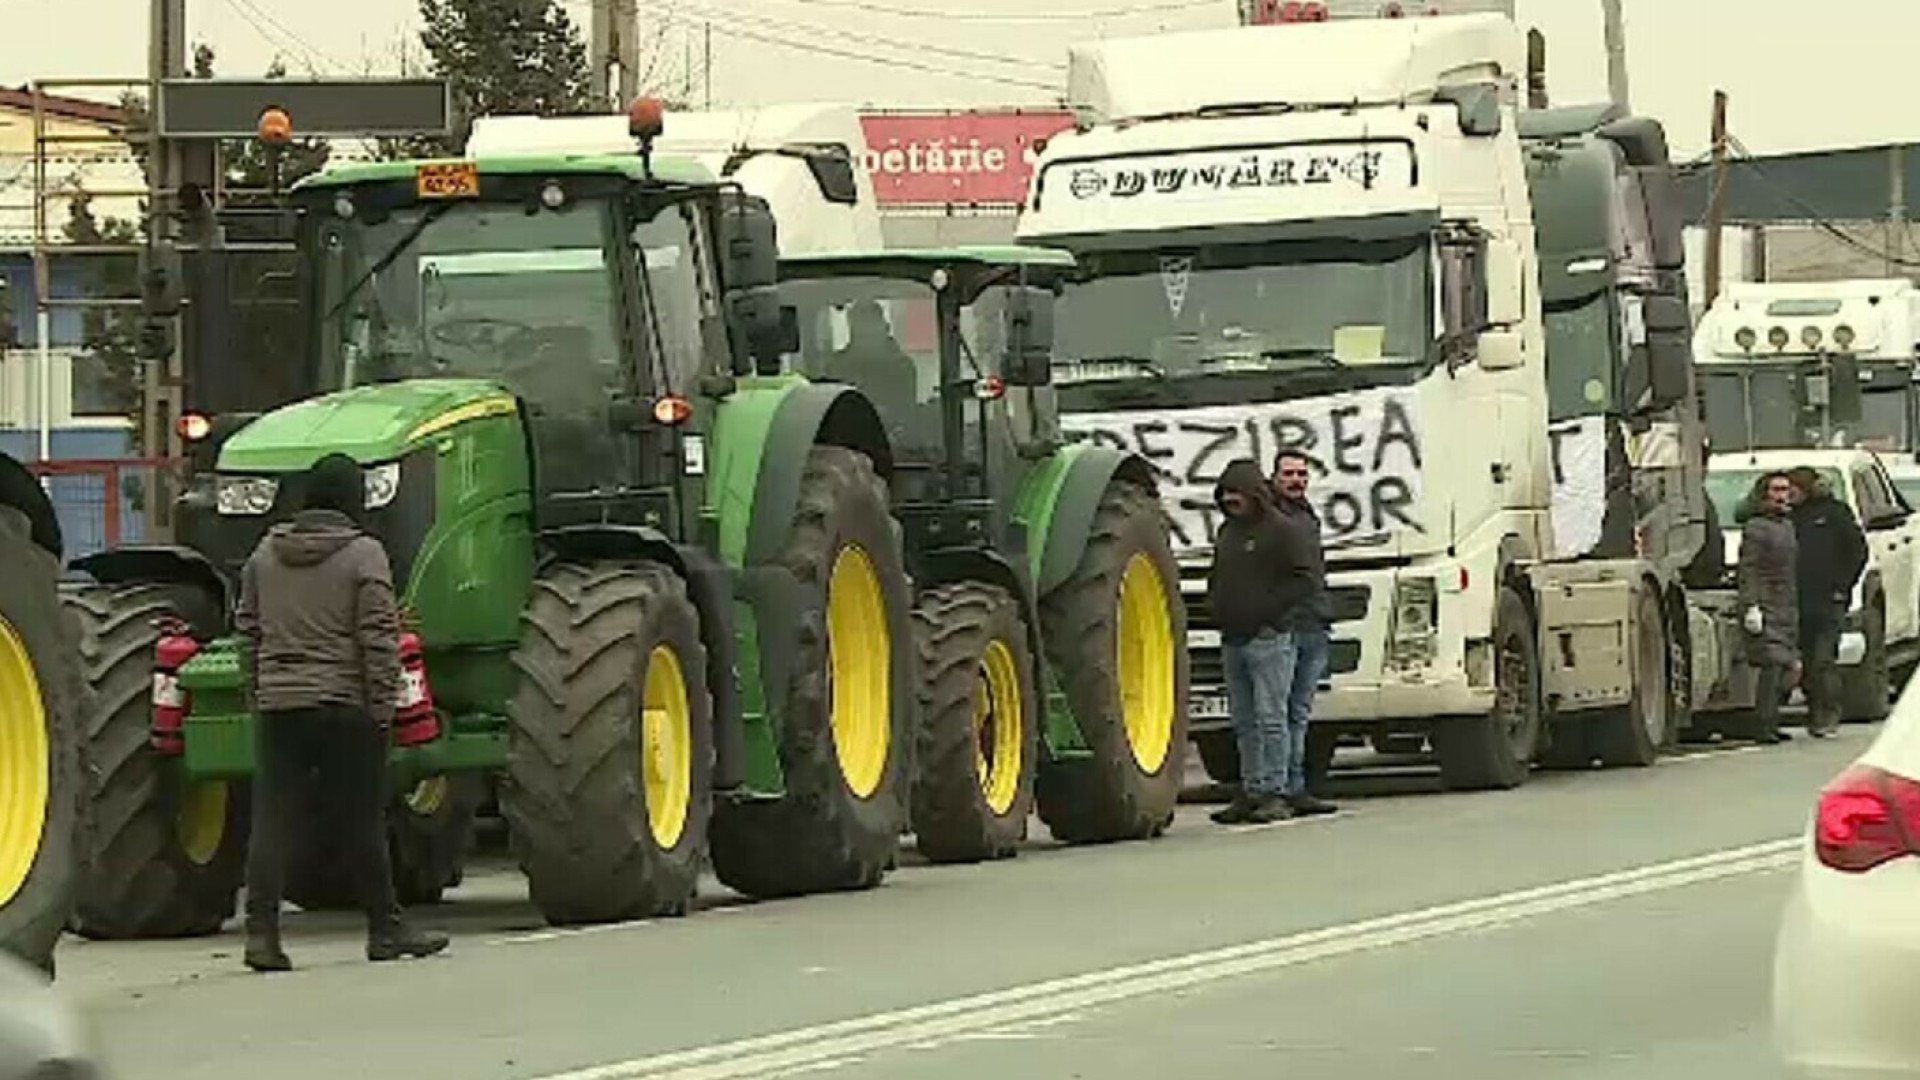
[1738,471,1801,744]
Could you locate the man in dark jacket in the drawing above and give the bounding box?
[1206,459,1295,824]
[1789,467,1869,737]
[1740,471,1801,745]
[233,454,448,972]
[1271,450,1337,816]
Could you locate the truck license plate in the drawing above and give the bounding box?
[1191,694,1230,718]
[417,161,480,199]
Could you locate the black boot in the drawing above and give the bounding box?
[244,925,292,973]
[1210,792,1257,825]
[368,919,450,963]
[1286,792,1339,817]
[1245,795,1295,824]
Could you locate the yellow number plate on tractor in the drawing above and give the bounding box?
[417,162,480,199]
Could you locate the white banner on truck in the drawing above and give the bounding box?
[1548,415,1609,559]
[1063,386,1426,553]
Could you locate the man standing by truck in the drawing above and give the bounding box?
[1207,459,1297,825]
[1740,472,1801,745]
[1271,451,1338,817]
[1788,467,1869,738]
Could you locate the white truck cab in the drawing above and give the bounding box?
[1708,447,1920,719]
[1024,12,1735,789]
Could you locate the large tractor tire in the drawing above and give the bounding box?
[910,582,1039,863]
[1433,585,1541,792]
[1593,587,1673,767]
[62,582,248,939]
[1034,480,1189,844]
[0,506,84,974]
[505,560,713,925]
[710,445,913,898]
[285,771,486,910]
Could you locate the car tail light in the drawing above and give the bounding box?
[1815,765,1920,872]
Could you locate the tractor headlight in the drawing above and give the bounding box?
[364,462,402,510]
[215,475,278,516]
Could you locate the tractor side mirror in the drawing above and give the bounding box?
[1643,294,1692,409]
[1003,286,1055,386]
[717,193,786,374]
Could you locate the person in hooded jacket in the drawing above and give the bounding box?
[1788,466,1869,737]
[233,454,448,972]
[1739,471,1801,745]
[1205,458,1338,824]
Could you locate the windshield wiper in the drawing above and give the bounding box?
[1059,355,1168,381]
[322,203,453,325]
[1248,347,1347,369]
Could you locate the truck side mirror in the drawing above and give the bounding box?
[1643,294,1692,409]
[1003,286,1055,386]
[1830,352,1864,425]
[1438,229,1489,366]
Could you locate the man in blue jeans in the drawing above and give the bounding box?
[1206,458,1337,823]
[1271,450,1337,816]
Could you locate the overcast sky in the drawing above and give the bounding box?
[0,0,1909,157]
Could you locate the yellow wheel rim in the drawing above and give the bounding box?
[1117,553,1176,774]
[176,781,228,867]
[827,545,891,799]
[641,644,693,850]
[0,615,48,906]
[406,775,447,817]
[974,639,1024,816]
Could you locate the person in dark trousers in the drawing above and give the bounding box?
[1207,459,1296,825]
[233,454,448,972]
[1788,466,1869,737]
[1270,450,1337,817]
[1738,471,1801,745]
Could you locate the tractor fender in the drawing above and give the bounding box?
[918,545,1049,691]
[0,453,60,560]
[1019,443,1159,598]
[539,524,746,792]
[70,545,230,615]
[740,382,892,569]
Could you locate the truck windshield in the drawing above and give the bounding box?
[1050,234,1431,383]
[1702,366,1911,453]
[312,197,623,400]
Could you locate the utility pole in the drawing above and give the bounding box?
[1704,90,1730,308]
[616,0,640,107]
[1890,144,1908,278]
[704,23,713,110]
[145,0,187,483]
[590,0,613,110]
[1601,0,1631,112]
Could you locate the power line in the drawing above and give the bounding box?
[707,23,1061,90]
[764,0,1217,21]
[221,0,347,74]
[684,2,1063,72]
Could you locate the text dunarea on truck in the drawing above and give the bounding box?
[1021,13,1758,790]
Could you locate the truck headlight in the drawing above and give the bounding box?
[215,475,278,516]
[364,462,401,510]
[1390,577,1438,666]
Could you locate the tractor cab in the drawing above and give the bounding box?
[777,247,1074,562]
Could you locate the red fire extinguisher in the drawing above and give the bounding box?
[151,618,200,756]
[393,629,440,747]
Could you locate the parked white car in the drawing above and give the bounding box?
[1707,448,1920,719]
[1774,681,1920,1076]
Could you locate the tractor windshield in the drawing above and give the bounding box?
[312,196,625,409]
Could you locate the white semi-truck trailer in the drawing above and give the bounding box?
[1021,13,1752,790]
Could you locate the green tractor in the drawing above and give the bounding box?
[777,248,1189,861]
[58,126,922,935]
[0,454,83,972]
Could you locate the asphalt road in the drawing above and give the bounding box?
[51,728,1867,1080]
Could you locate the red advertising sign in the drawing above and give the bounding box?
[859,111,1076,207]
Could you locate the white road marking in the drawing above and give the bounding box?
[495,921,654,946]
[529,837,1801,1080]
